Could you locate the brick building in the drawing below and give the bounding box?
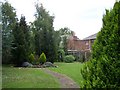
[81,33,97,51]
[67,33,97,51]
[67,33,97,61]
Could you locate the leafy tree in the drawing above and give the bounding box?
[58,27,73,54]
[34,4,45,56]
[2,1,17,64]
[34,4,57,63]
[12,16,30,66]
[81,1,120,88]
[59,27,73,35]
[58,49,65,62]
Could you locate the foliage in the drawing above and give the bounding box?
[12,16,30,66]
[1,1,73,65]
[2,1,17,64]
[29,23,36,53]
[58,27,73,54]
[59,27,73,36]
[34,4,57,63]
[81,1,120,88]
[33,54,39,64]
[64,55,75,63]
[29,53,35,64]
[38,52,46,64]
[58,49,65,62]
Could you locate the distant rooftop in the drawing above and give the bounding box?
[83,33,97,40]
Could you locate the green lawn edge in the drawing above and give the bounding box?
[2,66,60,88]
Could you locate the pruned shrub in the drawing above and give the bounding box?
[29,53,35,64]
[38,52,46,65]
[64,55,75,63]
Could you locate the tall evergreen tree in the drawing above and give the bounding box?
[81,1,120,88]
[34,4,57,63]
[20,16,31,60]
[2,1,17,64]
[12,16,30,66]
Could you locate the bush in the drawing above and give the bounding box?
[38,52,46,65]
[64,55,75,63]
[29,53,35,64]
[81,1,120,88]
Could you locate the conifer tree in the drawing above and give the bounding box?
[2,1,17,63]
[12,16,30,66]
[81,1,120,88]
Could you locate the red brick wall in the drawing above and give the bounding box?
[67,36,85,51]
[67,36,95,51]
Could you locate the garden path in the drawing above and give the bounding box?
[42,68,80,88]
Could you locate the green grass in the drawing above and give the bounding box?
[49,62,84,87]
[2,66,60,88]
[2,62,84,88]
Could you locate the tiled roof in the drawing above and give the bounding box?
[83,33,97,40]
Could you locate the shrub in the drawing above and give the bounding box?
[29,53,35,64]
[64,55,75,63]
[38,52,46,65]
[81,1,120,88]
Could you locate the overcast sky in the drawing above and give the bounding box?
[4,0,115,39]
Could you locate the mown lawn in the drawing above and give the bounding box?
[49,62,84,87]
[2,66,60,88]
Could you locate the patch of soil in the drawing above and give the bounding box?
[43,69,80,88]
